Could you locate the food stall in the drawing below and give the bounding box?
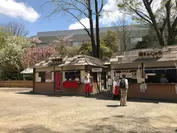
[33,55,107,95]
[110,46,177,101]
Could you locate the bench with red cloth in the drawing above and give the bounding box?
[62,81,79,89]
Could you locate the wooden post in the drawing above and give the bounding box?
[141,62,145,79]
[53,64,56,92]
[32,68,36,93]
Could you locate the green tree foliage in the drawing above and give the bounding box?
[0,34,33,80]
[102,30,120,53]
[79,31,120,61]
[134,35,153,49]
[0,28,11,49]
[118,0,177,46]
[79,42,92,56]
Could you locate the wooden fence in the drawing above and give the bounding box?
[0,80,33,88]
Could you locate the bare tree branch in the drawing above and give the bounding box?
[62,8,91,38]
[1,22,28,36]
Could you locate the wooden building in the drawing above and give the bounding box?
[110,45,177,101]
[33,55,107,95]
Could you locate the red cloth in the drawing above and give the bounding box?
[84,83,90,92]
[63,81,78,89]
[114,86,119,95]
[89,85,93,93]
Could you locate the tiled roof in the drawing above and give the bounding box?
[34,55,105,68]
[110,45,177,64]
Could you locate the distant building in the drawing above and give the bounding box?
[36,24,150,50]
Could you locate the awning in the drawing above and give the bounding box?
[21,68,33,74]
[144,67,175,71]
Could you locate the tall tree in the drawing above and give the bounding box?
[1,22,29,36]
[0,35,33,80]
[118,0,177,46]
[134,35,153,49]
[112,15,140,51]
[45,0,104,58]
[79,30,120,60]
[22,46,56,68]
[50,35,79,57]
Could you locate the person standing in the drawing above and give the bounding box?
[119,74,128,106]
[89,76,93,94]
[84,76,90,97]
[107,76,113,96]
[112,77,120,100]
[160,74,169,83]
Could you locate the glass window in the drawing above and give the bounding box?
[115,70,137,83]
[64,71,80,81]
[36,72,53,82]
[39,72,45,82]
[145,68,177,83]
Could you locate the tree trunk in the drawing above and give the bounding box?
[88,0,97,57]
[95,0,100,58]
[143,0,165,46]
[166,0,173,45]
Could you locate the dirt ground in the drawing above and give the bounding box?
[0,88,177,133]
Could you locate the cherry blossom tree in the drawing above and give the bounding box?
[21,45,56,68]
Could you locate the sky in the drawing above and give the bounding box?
[0,0,132,37]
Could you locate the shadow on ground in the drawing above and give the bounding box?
[72,115,175,133]
[6,116,175,133]
[16,90,177,104]
[8,125,62,133]
[106,105,120,107]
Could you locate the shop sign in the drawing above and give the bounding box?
[52,58,63,64]
[92,68,102,72]
[139,50,163,58]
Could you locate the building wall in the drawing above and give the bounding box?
[34,82,99,95]
[34,82,54,93]
[37,25,150,50]
[34,66,100,95]
[128,83,177,101]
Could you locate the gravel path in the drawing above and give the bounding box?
[0,88,177,133]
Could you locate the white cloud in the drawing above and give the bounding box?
[69,18,94,30]
[0,0,40,22]
[68,0,128,29]
[100,0,127,26]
